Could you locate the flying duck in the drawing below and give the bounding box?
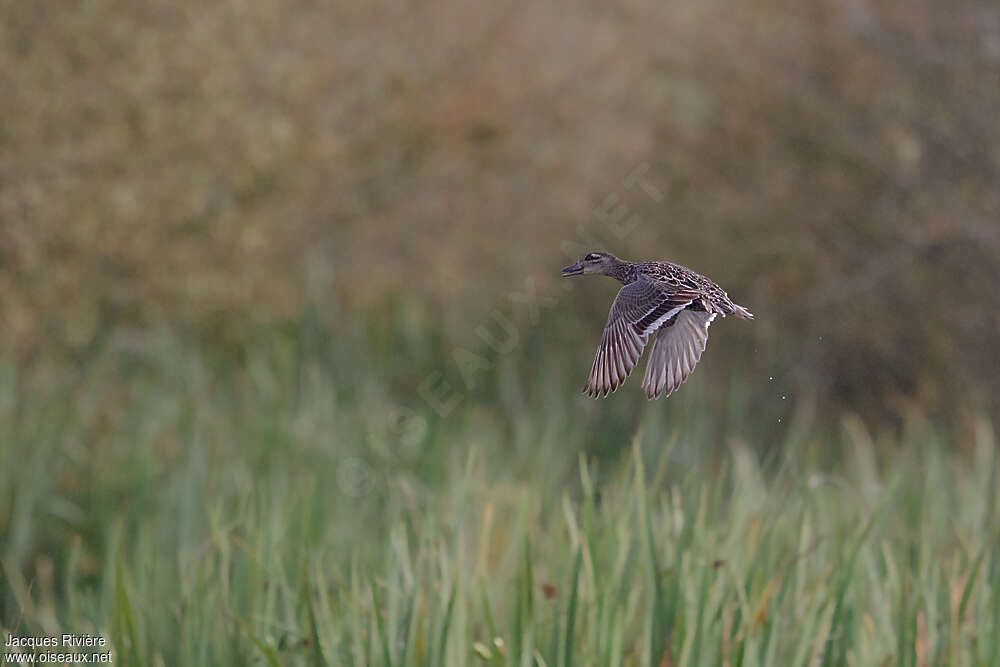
[561,252,753,399]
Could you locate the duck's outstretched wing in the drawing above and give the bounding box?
[641,309,716,399]
[584,279,701,398]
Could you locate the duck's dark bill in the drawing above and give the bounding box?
[561,262,583,276]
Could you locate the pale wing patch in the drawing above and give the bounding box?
[636,303,688,336]
[641,310,716,399]
[633,297,696,337]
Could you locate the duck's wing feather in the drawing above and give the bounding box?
[584,279,701,398]
[641,309,716,399]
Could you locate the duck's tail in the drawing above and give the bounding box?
[730,303,754,320]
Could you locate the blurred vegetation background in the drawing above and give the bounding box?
[2,0,998,422]
[3,2,1000,663]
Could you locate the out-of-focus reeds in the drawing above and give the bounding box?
[1,322,998,664]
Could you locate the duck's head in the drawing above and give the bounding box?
[561,251,618,277]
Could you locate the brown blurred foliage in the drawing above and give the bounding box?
[1,0,998,411]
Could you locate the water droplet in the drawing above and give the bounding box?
[781,394,786,400]
[768,376,774,381]
[777,417,783,423]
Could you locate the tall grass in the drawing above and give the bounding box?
[1,322,998,665]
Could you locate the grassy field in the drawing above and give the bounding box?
[1,319,998,666]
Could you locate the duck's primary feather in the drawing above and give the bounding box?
[641,310,715,399]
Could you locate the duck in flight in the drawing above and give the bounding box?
[561,252,753,399]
